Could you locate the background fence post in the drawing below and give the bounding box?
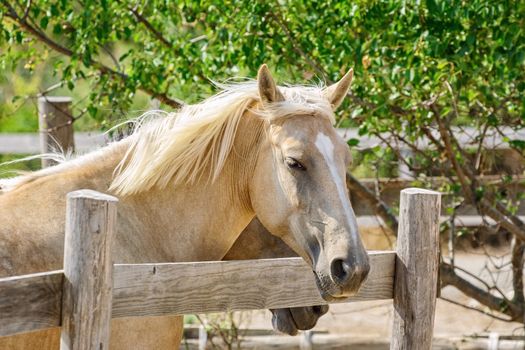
[390,188,441,350]
[38,96,74,168]
[60,190,118,350]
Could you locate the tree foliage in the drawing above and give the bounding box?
[2,1,522,125]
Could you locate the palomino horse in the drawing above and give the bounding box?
[0,65,369,349]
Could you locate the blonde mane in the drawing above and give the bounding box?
[110,81,334,195]
[0,81,334,196]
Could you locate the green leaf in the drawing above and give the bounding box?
[53,24,62,35]
[347,138,360,147]
[40,17,49,30]
[509,139,525,150]
[426,0,440,15]
[87,105,98,117]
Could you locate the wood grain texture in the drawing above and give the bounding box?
[390,188,441,350]
[60,190,118,350]
[112,252,395,318]
[0,252,395,337]
[0,270,63,336]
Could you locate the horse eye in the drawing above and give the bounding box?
[285,157,306,171]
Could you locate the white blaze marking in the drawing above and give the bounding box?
[314,133,359,234]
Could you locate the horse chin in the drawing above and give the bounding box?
[271,309,299,335]
[318,290,351,303]
[313,272,359,302]
[270,305,329,336]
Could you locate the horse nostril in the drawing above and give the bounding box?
[311,305,329,316]
[330,258,349,284]
[330,258,370,286]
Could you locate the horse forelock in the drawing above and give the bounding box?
[105,81,335,196]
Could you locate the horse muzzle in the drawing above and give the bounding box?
[270,305,329,335]
[314,254,370,301]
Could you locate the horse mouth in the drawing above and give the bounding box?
[271,309,299,336]
[313,272,358,302]
[319,290,351,302]
[288,310,301,335]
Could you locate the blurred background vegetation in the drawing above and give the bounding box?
[1,0,524,331]
[1,1,523,173]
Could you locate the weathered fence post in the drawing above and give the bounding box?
[300,330,313,350]
[198,324,207,350]
[390,188,441,350]
[61,190,118,350]
[38,96,74,168]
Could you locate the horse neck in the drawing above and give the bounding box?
[218,110,266,213]
[0,141,130,276]
[0,117,267,274]
[116,111,267,262]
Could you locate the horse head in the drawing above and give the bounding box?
[250,65,370,301]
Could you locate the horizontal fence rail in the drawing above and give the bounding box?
[0,132,108,154]
[0,252,395,337]
[0,271,64,336]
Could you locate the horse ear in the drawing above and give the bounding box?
[323,68,354,109]
[257,64,284,104]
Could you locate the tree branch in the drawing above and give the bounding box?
[127,3,172,48]
[431,103,475,201]
[440,262,523,321]
[422,108,525,240]
[2,2,184,109]
[266,10,328,81]
[346,168,525,322]
[2,1,73,55]
[345,172,399,234]
[474,122,490,171]
[21,0,31,20]
[440,296,514,322]
[478,199,525,241]
[374,132,426,173]
[511,238,525,306]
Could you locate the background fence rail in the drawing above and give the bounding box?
[1,127,523,154]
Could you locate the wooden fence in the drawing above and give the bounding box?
[0,187,441,349]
